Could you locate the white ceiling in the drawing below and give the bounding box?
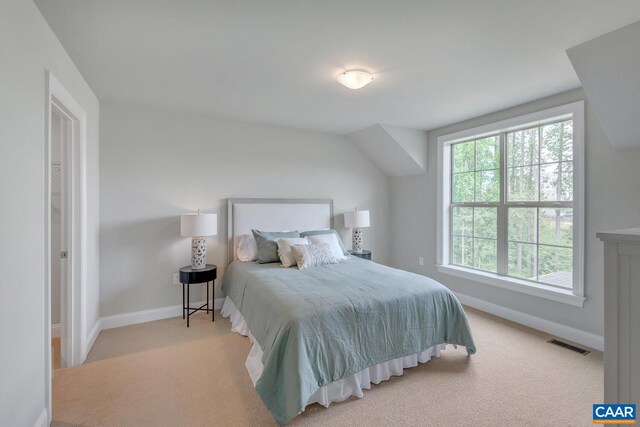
[35,0,640,134]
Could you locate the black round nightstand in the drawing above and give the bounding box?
[180,264,217,327]
[348,250,371,260]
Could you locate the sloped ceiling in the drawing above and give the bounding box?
[567,20,640,149]
[349,125,427,177]
[35,0,640,134]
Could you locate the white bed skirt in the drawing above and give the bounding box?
[221,297,446,409]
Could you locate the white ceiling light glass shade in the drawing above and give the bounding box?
[337,70,374,89]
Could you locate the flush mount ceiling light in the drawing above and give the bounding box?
[337,70,374,89]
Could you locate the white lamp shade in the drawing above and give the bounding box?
[180,213,218,237]
[344,210,370,228]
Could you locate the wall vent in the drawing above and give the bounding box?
[547,338,590,355]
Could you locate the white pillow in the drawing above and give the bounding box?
[237,235,258,261]
[276,237,309,267]
[290,243,339,270]
[306,233,349,261]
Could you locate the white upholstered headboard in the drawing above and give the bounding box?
[227,198,333,263]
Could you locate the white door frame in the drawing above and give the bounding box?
[44,71,88,423]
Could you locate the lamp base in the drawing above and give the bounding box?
[352,228,363,252]
[191,237,207,269]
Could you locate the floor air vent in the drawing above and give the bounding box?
[547,339,590,355]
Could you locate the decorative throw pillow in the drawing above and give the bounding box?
[252,230,300,263]
[290,243,338,270]
[306,233,349,261]
[300,229,349,256]
[276,237,309,268]
[236,234,258,261]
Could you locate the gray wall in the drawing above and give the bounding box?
[99,101,390,317]
[0,0,100,424]
[390,88,640,337]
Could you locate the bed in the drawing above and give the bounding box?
[221,198,476,424]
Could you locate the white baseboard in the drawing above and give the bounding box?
[455,292,604,351]
[33,408,48,427]
[100,298,226,331]
[51,323,60,338]
[81,298,226,357]
[84,320,102,360]
[212,297,225,311]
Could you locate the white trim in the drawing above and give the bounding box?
[49,72,89,367]
[100,298,226,330]
[60,298,224,360]
[44,71,89,426]
[65,299,225,360]
[212,297,224,311]
[436,137,449,266]
[438,265,585,307]
[437,103,579,144]
[455,291,603,351]
[43,73,53,427]
[573,101,586,298]
[436,101,585,303]
[33,408,48,427]
[76,299,225,358]
[51,323,60,338]
[85,320,101,359]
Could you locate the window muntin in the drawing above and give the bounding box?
[450,119,574,289]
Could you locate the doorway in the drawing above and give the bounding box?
[44,71,88,423]
[50,110,65,369]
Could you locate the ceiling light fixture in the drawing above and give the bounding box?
[337,70,374,90]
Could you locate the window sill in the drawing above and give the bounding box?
[436,264,585,307]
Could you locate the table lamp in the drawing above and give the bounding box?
[180,210,217,269]
[344,209,370,253]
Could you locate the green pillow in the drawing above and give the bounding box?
[300,229,349,256]
[251,230,300,263]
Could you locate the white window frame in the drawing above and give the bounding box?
[436,101,585,307]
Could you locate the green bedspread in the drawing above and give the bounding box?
[222,257,476,424]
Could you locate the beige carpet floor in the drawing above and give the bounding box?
[51,307,602,426]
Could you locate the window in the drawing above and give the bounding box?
[437,102,585,306]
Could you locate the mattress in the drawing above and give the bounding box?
[221,258,476,424]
